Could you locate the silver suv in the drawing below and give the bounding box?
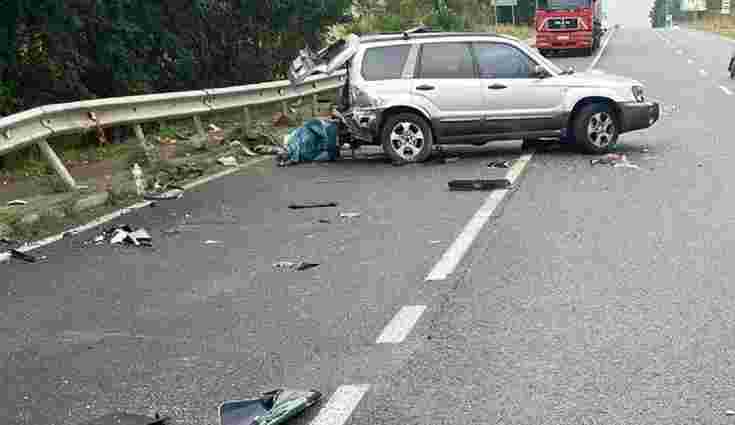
[289,30,660,163]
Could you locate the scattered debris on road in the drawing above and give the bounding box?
[143,185,185,201]
[273,260,320,271]
[81,412,172,425]
[203,240,223,245]
[430,240,442,245]
[726,410,735,416]
[217,156,239,167]
[88,225,153,247]
[339,212,361,219]
[318,219,331,224]
[220,388,322,425]
[7,199,27,206]
[230,140,259,157]
[448,179,511,191]
[9,249,46,263]
[590,153,640,169]
[487,160,515,169]
[289,201,338,209]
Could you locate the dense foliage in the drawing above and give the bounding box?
[0,0,351,116]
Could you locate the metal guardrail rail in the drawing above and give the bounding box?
[0,71,346,190]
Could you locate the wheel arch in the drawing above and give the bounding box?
[568,96,622,130]
[378,105,435,142]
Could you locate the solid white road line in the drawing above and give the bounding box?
[310,385,370,425]
[425,153,533,281]
[588,26,616,71]
[0,156,269,264]
[376,305,427,344]
[720,85,733,95]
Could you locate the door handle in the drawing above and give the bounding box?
[488,84,507,90]
[416,84,435,91]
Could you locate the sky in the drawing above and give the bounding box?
[607,0,656,27]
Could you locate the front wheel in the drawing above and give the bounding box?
[572,103,619,154]
[380,112,434,163]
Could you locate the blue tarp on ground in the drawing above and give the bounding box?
[286,119,339,163]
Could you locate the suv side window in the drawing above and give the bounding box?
[417,42,475,79]
[361,45,412,81]
[474,43,536,79]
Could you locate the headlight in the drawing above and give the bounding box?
[632,86,645,103]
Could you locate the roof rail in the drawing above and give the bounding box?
[402,25,437,39]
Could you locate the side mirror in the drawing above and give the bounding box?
[533,65,551,79]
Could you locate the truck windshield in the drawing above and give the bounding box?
[545,0,592,10]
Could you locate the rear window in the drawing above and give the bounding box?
[361,45,412,81]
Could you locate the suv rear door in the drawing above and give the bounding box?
[473,42,565,134]
[412,42,485,141]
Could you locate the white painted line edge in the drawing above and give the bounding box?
[720,85,733,95]
[425,152,533,281]
[1,156,268,264]
[376,305,427,344]
[588,26,617,72]
[309,384,370,425]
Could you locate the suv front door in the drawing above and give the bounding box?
[473,42,566,135]
[412,42,485,141]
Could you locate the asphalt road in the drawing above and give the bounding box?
[3,26,729,425]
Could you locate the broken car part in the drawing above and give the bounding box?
[288,202,338,209]
[220,388,322,425]
[9,249,46,263]
[448,179,511,191]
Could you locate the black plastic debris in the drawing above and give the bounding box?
[487,160,515,169]
[273,261,320,271]
[448,179,511,191]
[318,219,331,224]
[80,412,172,425]
[9,249,46,263]
[289,202,338,209]
[219,388,322,425]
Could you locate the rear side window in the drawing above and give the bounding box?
[474,43,535,79]
[361,45,412,81]
[417,43,475,79]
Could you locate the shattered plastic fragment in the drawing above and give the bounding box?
[204,240,223,245]
[10,249,46,263]
[339,212,361,219]
[273,261,319,271]
[218,156,239,167]
[144,186,185,201]
[220,388,322,425]
[448,179,511,191]
[7,199,27,206]
[487,160,515,169]
[289,201,338,209]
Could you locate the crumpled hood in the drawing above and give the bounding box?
[552,69,642,88]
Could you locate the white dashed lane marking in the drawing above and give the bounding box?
[310,385,370,425]
[376,305,427,344]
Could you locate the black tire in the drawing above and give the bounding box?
[572,103,619,154]
[380,112,434,163]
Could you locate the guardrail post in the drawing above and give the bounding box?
[312,94,318,117]
[192,115,206,148]
[37,139,77,190]
[242,106,251,139]
[133,124,158,165]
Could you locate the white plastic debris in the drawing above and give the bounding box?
[204,240,222,245]
[7,199,27,206]
[339,212,361,219]
[208,124,222,132]
[218,156,238,167]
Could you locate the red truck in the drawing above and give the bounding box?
[534,0,604,57]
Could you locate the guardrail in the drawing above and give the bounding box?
[0,71,346,190]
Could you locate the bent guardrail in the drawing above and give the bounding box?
[0,71,346,190]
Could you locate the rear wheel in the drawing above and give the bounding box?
[380,112,434,163]
[572,103,619,154]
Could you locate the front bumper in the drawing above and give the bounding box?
[619,101,660,133]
